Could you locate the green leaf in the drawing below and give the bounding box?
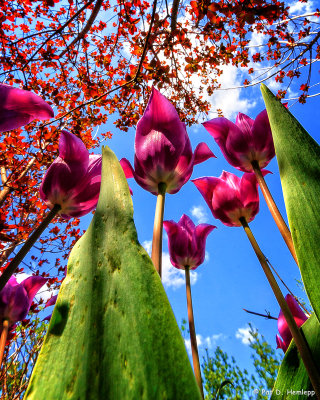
[271,314,320,399]
[261,84,320,323]
[24,146,201,400]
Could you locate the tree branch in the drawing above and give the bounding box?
[42,0,159,127]
[59,0,104,58]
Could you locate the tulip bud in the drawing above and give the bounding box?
[163,214,215,270]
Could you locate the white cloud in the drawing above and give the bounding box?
[235,326,253,345]
[289,0,314,15]
[142,240,198,289]
[142,240,152,255]
[190,205,209,224]
[185,333,225,354]
[205,65,257,120]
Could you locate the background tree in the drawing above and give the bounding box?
[202,324,282,400]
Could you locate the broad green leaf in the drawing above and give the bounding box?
[24,146,201,400]
[271,314,320,399]
[261,84,320,323]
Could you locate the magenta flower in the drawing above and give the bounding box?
[203,111,274,173]
[276,294,308,353]
[40,130,102,219]
[0,275,48,331]
[163,214,216,270]
[192,171,262,227]
[120,88,215,195]
[0,83,54,132]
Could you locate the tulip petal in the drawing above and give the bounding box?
[192,177,217,216]
[21,276,48,303]
[239,173,259,207]
[235,113,254,134]
[286,294,308,325]
[135,88,186,171]
[163,220,179,237]
[59,130,89,166]
[195,224,216,241]
[0,83,54,132]
[203,118,245,168]
[251,110,274,153]
[59,155,102,219]
[276,294,308,353]
[193,142,216,165]
[178,214,196,234]
[45,295,57,308]
[7,284,30,323]
[40,157,87,204]
[166,135,193,194]
[276,334,287,352]
[120,158,134,179]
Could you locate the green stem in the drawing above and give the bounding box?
[0,320,9,369]
[0,204,61,291]
[251,160,299,265]
[185,266,204,399]
[151,183,166,277]
[240,217,320,397]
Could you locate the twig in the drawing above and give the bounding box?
[59,0,104,58]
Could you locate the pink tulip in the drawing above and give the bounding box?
[120,88,215,195]
[0,275,48,331]
[163,214,216,270]
[0,83,54,132]
[276,294,308,353]
[192,171,261,227]
[40,130,102,219]
[203,111,274,172]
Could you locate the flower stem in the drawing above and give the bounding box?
[240,217,320,396]
[251,160,298,265]
[185,266,204,399]
[0,320,9,369]
[151,183,166,277]
[0,204,61,291]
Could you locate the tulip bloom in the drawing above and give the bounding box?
[203,111,274,173]
[40,130,102,219]
[163,214,215,270]
[204,111,298,265]
[0,275,48,331]
[120,87,215,195]
[0,83,54,132]
[192,171,261,227]
[276,294,308,353]
[163,214,214,396]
